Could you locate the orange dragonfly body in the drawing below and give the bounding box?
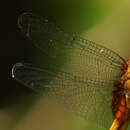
[110,58,130,130]
[12,12,130,130]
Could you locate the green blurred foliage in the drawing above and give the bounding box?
[31,0,118,33]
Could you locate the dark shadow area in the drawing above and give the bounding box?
[0,0,36,108]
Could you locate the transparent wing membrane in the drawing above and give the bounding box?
[12,63,114,127]
[18,12,125,83]
[18,13,125,64]
[13,12,126,128]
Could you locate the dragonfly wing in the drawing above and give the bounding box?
[18,12,125,83]
[16,13,126,128]
[12,63,115,128]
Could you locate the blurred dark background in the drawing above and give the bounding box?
[1,0,38,108]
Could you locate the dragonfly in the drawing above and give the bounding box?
[12,12,130,130]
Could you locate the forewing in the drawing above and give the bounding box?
[12,63,114,128]
[18,12,125,83]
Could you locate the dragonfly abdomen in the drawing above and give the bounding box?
[115,96,126,124]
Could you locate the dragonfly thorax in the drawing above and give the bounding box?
[124,58,130,108]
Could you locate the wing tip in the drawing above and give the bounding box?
[12,62,24,78]
[18,12,31,28]
[18,12,33,38]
